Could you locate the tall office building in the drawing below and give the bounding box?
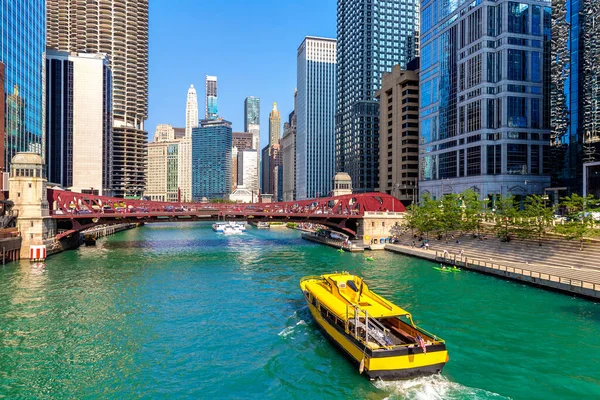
[47,0,149,197]
[179,85,198,202]
[206,76,218,120]
[552,0,600,194]
[269,103,281,147]
[146,140,180,202]
[0,0,46,171]
[46,51,113,195]
[261,144,271,195]
[375,61,419,205]
[186,85,198,137]
[192,119,232,200]
[296,37,337,200]
[47,0,148,196]
[154,124,176,143]
[336,0,420,193]
[244,96,261,150]
[418,0,552,200]
[232,132,254,191]
[282,122,297,202]
[0,62,4,172]
[237,150,259,195]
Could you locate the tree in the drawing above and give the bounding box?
[554,194,600,250]
[460,189,485,235]
[519,194,555,246]
[438,194,462,241]
[413,193,441,239]
[493,195,520,242]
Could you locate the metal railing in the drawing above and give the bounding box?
[435,251,600,294]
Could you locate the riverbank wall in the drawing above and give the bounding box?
[301,232,364,252]
[385,244,600,301]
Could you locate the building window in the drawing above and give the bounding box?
[508,2,529,34]
[507,144,528,175]
[467,146,481,176]
[507,97,528,128]
[507,49,527,81]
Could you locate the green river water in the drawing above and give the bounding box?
[0,223,599,399]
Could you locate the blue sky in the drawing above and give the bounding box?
[147,0,337,148]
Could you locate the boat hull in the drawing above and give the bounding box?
[304,293,447,380]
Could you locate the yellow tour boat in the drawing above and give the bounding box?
[300,272,448,380]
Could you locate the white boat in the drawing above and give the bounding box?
[212,222,228,232]
[223,225,243,235]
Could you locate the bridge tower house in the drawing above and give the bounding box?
[9,153,57,259]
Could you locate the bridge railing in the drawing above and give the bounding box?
[46,189,406,218]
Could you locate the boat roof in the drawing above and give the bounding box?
[301,272,410,319]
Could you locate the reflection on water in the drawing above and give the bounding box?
[0,223,597,399]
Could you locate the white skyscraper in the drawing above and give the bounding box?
[178,84,197,202]
[186,85,198,137]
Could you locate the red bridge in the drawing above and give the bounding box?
[48,189,405,239]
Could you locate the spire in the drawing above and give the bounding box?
[273,102,277,111]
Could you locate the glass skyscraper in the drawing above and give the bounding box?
[336,0,419,193]
[0,0,46,170]
[296,36,337,200]
[205,76,218,120]
[244,96,260,150]
[552,0,600,194]
[191,119,232,200]
[418,0,552,201]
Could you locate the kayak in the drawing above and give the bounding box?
[434,267,461,273]
[337,248,345,253]
[365,256,374,261]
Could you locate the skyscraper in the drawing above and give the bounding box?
[46,0,149,197]
[192,119,232,200]
[336,0,420,193]
[0,0,46,171]
[206,76,218,120]
[186,85,198,137]
[179,84,197,202]
[375,61,419,205]
[296,37,337,200]
[418,0,552,200]
[261,144,271,195]
[46,51,113,195]
[269,103,281,147]
[244,96,261,150]
[552,0,600,194]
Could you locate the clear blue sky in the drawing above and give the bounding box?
[147,0,336,149]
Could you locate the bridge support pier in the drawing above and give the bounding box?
[357,212,404,250]
[9,153,57,259]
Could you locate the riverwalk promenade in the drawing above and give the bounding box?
[386,233,600,300]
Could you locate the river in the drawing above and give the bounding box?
[0,223,598,399]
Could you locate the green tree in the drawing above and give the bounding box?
[460,189,486,235]
[554,194,600,250]
[493,195,520,242]
[414,194,441,239]
[438,194,462,241]
[519,194,555,246]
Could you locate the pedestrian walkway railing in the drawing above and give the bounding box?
[434,251,600,295]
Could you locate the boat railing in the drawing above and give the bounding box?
[346,305,445,350]
[300,275,325,284]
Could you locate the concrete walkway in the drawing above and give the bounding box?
[385,235,600,301]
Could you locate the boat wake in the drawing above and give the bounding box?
[278,319,307,338]
[278,307,309,339]
[374,374,509,400]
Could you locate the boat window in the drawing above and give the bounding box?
[346,280,359,292]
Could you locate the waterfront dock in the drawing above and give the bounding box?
[386,234,600,300]
[301,232,365,252]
